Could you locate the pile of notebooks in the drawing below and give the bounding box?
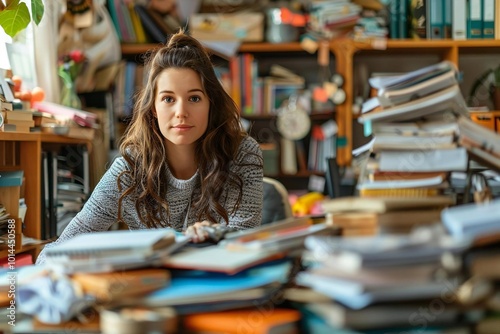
[292,229,473,332]
[358,61,469,198]
[9,218,338,332]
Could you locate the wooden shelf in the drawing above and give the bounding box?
[121,38,500,168]
[121,42,307,55]
[0,133,91,244]
[0,132,91,145]
[0,243,42,259]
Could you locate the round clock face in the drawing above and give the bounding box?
[277,107,311,140]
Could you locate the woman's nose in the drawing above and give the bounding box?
[175,101,188,118]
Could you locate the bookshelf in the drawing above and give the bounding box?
[0,132,91,259]
[121,39,500,170]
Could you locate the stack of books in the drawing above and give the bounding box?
[320,195,456,235]
[358,61,469,201]
[2,107,34,133]
[457,115,500,170]
[292,230,472,332]
[43,228,187,273]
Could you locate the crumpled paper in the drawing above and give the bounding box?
[18,274,94,324]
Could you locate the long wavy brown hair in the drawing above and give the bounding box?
[117,30,262,228]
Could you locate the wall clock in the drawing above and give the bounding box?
[276,96,311,140]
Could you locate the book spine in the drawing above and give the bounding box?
[410,0,427,39]
[468,0,483,39]
[443,0,452,38]
[398,0,408,38]
[430,0,444,38]
[390,0,400,38]
[359,188,441,197]
[495,0,500,38]
[483,0,496,38]
[452,0,468,39]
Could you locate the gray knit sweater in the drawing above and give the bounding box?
[36,136,263,264]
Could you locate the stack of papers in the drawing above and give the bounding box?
[44,229,190,273]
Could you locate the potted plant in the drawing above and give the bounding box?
[0,0,44,38]
[468,64,500,110]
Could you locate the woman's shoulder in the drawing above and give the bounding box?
[238,135,261,153]
[234,135,263,165]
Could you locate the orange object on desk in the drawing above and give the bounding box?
[182,308,301,334]
[470,111,500,132]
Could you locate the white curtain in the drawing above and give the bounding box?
[33,0,65,103]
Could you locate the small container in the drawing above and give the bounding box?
[265,7,299,43]
[100,307,177,334]
[41,123,69,135]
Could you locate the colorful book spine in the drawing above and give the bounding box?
[409,0,427,39]
[495,0,500,38]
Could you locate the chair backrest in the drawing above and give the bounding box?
[262,177,293,225]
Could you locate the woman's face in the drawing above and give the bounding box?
[154,68,210,150]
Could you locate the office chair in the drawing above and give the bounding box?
[262,177,293,225]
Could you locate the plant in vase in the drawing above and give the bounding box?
[469,64,500,110]
[58,50,85,109]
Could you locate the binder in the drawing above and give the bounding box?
[429,0,444,38]
[467,0,483,38]
[483,0,495,38]
[48,151,58,239]
[40,151,51,240]
[443,0,452,38]
[495,0,500,38]
[398,0,408,38]
[390,0,400,38]
[452,0,468,39]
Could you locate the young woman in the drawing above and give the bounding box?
[36,30,263,264]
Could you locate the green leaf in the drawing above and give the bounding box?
[0,1,30,38]
[31,0,44,25]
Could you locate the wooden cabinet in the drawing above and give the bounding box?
[0,132,90,258]
[122,39,500,170]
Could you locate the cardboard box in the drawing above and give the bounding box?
[189,12,264,42]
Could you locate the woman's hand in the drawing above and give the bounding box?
[185,221,220,243]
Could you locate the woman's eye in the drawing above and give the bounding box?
[163,96,174,103]
[189,96,201,102]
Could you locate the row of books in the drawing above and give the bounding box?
[107,0,181,44]
[392,0,499,40]
[41,147,90,241]
[229,54,306,116]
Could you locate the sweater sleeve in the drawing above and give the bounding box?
[36,157,132,264]
[225,136,264,230]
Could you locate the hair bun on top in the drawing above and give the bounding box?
[167,30,200,49]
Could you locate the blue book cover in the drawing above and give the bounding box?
[144,260,291,306]
[0,170,23,187]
